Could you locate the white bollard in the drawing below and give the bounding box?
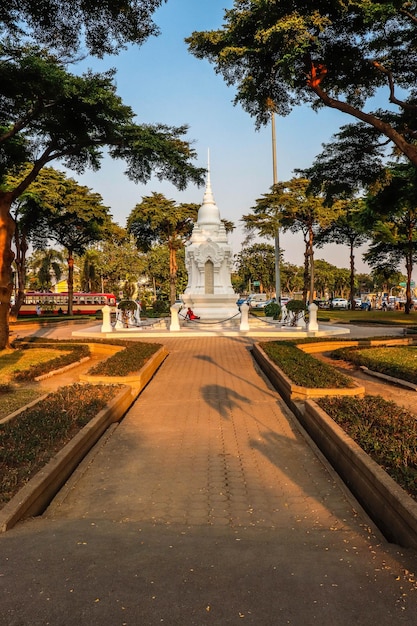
[101,305,113,333]
[308,302,319,332]
[170,303,182,331]
[240,302,250,331]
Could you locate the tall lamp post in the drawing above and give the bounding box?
[271,111,281,303]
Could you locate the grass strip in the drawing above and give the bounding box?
[330,346,417,384]
[260,341,354,388]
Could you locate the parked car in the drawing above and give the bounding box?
[331,297,349,309]
[314,299,330,309]
[236,297,248,307]
[280,296,291,306]
[252,298,276,309]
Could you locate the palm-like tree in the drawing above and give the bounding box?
[27,249,65,291]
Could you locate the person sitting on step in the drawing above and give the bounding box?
[186,307,200,320]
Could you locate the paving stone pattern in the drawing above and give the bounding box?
[49,337,354,533]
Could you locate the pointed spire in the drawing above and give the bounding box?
[202,148,215,206]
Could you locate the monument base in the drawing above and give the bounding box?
[181,293,239,321]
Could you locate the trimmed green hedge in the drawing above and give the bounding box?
[88,342,161,376]
[260,341,354,388]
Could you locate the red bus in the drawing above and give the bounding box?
[19,292,117,316]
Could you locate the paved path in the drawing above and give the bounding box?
[1,334,417,625]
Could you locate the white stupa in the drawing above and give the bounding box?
[181,154,238,321]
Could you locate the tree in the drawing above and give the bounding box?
[244,178,334,303]
[91,226,148,297]
[280,262,304,297]
[1,1,166,58]
[187,2,417,169]
[0,49,204,347]
[127,193,199,304]
[362,163,417,313]
[29,170,112,315]
[234,243,276,295]
[316,200,368,309]
[313,260,337,300]
[370,265,404,296]
[27,248,65,292]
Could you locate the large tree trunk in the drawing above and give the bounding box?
[302,238,309,304]
[169,245,177,305]
[67,252,74,315]
[9,224,28,321]
[349,241,355,309]
[0,192,15,349]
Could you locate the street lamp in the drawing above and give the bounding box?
[271,111,281,303]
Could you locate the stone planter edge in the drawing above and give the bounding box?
[0,385,133,532]
[79,346,168,396]
[252,342,417,549]
[0,346,168,532]
[303,399,417,549]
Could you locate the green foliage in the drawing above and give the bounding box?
[286,300,305,313]
[88,342,161,376]
[264,302,281,319]
[1,1,165,57]
[0,383,122,505]
[260,341,354,389]
[117,299,137,312]
[186,1,417,171]
[331,346,417,385]
[234,242,276,294]
[12,344,90,381]
[127,193,199,304]
[152,299,170,315]
[317,395,417,500]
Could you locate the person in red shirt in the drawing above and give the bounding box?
[186,307,200,320]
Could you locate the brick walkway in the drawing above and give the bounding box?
[48,337,356,531]
[2,335,417,625]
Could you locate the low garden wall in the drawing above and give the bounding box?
[252,341,417,549]
[0,346,168,532]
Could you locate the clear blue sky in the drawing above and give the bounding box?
[68,0,385,275]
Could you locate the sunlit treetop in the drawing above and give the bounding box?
[0,0,167,57]
[186,1,417,167]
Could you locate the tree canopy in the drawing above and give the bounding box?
[1,1,166,57]
[127,192,199,304]
[186,1,417,168]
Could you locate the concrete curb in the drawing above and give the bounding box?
[0,346,168,532]
[252,342,417,549]
[303,399,417,549]
[79,346,169,397]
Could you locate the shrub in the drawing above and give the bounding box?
[286,300,306,313]
[152,299,169,315]
[317,395,417,500]
[0,383,122,505]
[88,341,161,376]
[265,302,281,319]
[117,299,137,312]
[260,341,354,388]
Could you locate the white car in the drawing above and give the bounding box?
[331,297,349,309]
